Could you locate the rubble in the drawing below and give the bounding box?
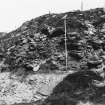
[0,7,105,105]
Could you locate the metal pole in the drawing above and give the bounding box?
[64,18,68,71]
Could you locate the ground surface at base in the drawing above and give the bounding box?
[0,72,68,105]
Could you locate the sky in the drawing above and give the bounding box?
[0,0,105,32]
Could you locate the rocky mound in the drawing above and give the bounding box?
[0,8,105,74]
[0,7,105,105]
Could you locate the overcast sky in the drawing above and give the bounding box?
[0,0,104,32]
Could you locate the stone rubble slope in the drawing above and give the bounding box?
[1,8,105,73]
[0,7,105,105]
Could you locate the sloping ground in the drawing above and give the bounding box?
[1,8,105,74]
[0,72,68,105]
[0,8,105,105]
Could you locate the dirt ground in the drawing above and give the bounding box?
[0,72,70,105]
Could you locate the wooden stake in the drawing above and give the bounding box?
[64,17,68,71]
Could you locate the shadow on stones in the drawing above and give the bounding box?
[42,70,105,105]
